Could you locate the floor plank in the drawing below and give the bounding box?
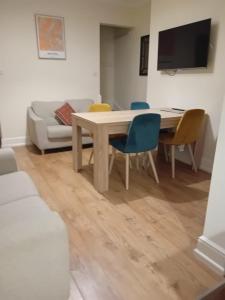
[14,146,222,300]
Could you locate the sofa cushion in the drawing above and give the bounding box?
[82,128,90,136]
[32,101,63,125]
[0,171,39,206]
[47,125,72,139]
[47,125,90,139]
[55,103,75,126]
[67,99,94,113]
[0,196,70,300]
[0,197,50,226]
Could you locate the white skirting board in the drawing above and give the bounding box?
[2,136,92,148]
[199,157,214,174]
[175,147,213,173]
[2,136,31,148]
[194,235,225,276]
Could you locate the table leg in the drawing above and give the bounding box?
[93,125,109,193]
[72,119,82,172]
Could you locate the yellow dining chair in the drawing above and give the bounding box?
[89,103,112,112]
[159,109,205,178]
[88,103,112,164]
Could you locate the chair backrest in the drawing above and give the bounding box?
[125,113,161,153]
[89,103,112,112]
[130,102,150,110]
[173,109,205,144]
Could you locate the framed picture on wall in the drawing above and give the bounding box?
[35,14,66,59]
[139,35,149,76]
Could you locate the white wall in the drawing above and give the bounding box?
[100,26,116,106]
[147,0,225,172]
[114,2,151,109]
[0,0,135,145]
[195,98,225,275]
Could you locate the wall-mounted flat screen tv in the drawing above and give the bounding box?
[157,18,211,70]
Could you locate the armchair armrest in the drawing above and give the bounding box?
[0,199,70,300]
[0,148,18,175]
[27,108,48,151]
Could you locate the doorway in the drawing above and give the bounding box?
[100,24,131,110]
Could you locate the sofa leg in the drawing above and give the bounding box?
[41,149,45,155]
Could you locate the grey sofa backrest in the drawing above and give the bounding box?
[31,99,95,126]
[67,99,94,113]
[31,101,62,126]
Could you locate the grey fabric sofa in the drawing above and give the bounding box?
[28,99,94,154]
[0,148,70,300]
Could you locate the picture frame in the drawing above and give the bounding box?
[35,14,66,60]
[139,35,149,76]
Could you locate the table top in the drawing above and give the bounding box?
[72,108,183,125]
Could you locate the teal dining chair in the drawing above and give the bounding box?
[109,113,161,189]
[130,101,150,168]
[130,101,150,110]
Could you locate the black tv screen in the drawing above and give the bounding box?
[157,19,211,70]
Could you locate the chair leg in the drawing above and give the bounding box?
[163,144,169,162]
[142,153,149,169]
[188,144,197,172]
[109,148,116,174]
[135,153,139,170]
[88,149,94,165]
[129,158,132,169]
[148,151,159,184]
[171,145,175,179]
[125,154,129,190]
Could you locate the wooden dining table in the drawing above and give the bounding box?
[72,108,183,193]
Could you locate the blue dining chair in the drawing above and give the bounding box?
[130,101,150,110]
[130,101,150,169]
[109,113,161,189]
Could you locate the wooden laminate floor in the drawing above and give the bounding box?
[14,146,222,300]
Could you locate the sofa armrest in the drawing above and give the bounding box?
[0,148,18,175]
[27,108,48,151]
